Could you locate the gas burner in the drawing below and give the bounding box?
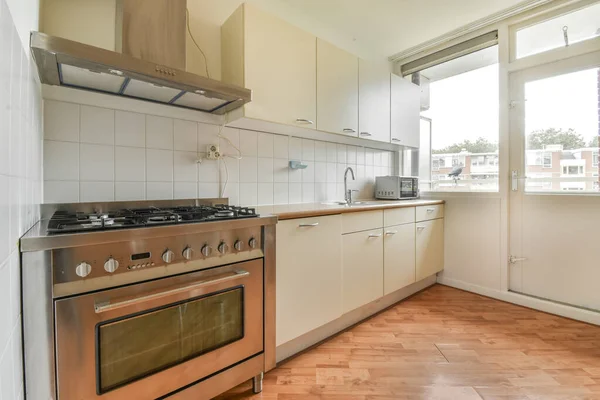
[215,210,235,217]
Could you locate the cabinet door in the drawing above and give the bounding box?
[384,223,416,295]
[342,229,384,313]
[317,39,358,136]
[358,60,391,143]
[244,5,316,128]
[415,218,444,281]
[391,74,420,147]
[276,215,342,346]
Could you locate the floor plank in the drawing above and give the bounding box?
[217,285,600,399]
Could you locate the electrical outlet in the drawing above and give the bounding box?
[206,144,221,160]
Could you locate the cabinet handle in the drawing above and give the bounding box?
[343,128,356,133]
[299,223,319,227]
[385,231,398,235]
[296,118,314,125]
[426,208,436,213]
[392,138,401,142]
[360,132,372,137]
[417,226,426,231]
[368,233,382,238]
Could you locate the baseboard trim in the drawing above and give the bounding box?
[437,276,600,326]
[275,275,437,363]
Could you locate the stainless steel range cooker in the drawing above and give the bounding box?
[20,199,277,400]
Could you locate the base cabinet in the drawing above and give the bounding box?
[342,229,384,313]
[384,223,416,295]
[276,215,342,346]
[416,218,445,281]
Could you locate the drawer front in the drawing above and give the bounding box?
[342,210,383,234]
[384,207,415,227]
[416,204,444,222]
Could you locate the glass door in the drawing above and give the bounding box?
[509,51,600,311]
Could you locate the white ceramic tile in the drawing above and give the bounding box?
[146,182,173,200]
[336,163,348,183]
[239,183,257,206]
[198,158,219,183]
[327,183,337,200]
[382,151,391,167]
[0,320,14,400]
[257,183,273,205]
[115,110,145,147]
[326,142,337,162]
[239,130,258,156]
[80,181,114,202]
[257,158,273,183]
[366,148,375,166]
[0,176,8,263]
[288,165,302,183]
[43,181,79,203]
[239,157,257,183]
[365,165,374,180]
[174,182,197,199]
[314,162,327,183]
[314,141,327,162]
[273,159,289,183]
[174,151,198,182]
[146,115,173,150]
[302,139,315,161]
[302,183,314,203]
[326,162,337,183]
[197,123,220,153]
[314,183,328,202]
[80,144,114,181]
[347,146,357,164]
[115,146,145,181]
[273,135,289,159]
[289,137,302,160]
[0,258,9,348]
[146,149,173,182]
[80,105,114,145]
[374,151,382,167]
[257,133,274,158]
[336,183,345,199]
[115,182,145,201]
[43,140,79,180]
[43,101,79,142]
[337,144,347,164]
[222,183,239,204]
[272,183,287,205]
[288,183,302,204]
[356,147,365,165]
[216,126,239,154]
[11,324,23,400]
[198,183,219,198]
[220,158,238,183]
[356,164,366,180]
[302,163,314,183]
[8,177,19,249]
[174,119,198,151]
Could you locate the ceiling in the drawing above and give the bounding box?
[244,0,531,62]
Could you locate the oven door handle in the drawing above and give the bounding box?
[94,270,250,314]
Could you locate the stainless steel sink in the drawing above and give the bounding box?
[320,201,367,206]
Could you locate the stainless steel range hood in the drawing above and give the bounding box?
[30,31,251,115]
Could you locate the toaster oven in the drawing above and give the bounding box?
[375,176,419,200]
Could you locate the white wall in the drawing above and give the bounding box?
[0,0,43,398]
[43,99,394,205]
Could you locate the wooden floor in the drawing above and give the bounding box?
[218,284,600,399]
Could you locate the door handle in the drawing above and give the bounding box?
[298,223,319,227]
[426,208,436,213]
[511,170,527,192]
[509,255,527,264]
[385,231,398,235]
[360,132,372,137]
[296,118,314,125]
[416,226,425,231]
[94,270,249,313]
[368,233,382,238]
[343,128,356,133]
[391,138,401,142]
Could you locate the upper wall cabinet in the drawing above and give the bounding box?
[316,39,359,136]
[221,4,317,129]
[391,74,420,148]
[358,60,391,143]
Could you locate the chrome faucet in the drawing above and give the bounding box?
[344,167,357,205]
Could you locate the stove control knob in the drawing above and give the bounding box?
[75,262,92,278]
[234,240,243,251]
[162,250,175,263]
[218,242,229,254]
[104,258,119,273]
[201,245,212,257]
[182,247,194,260]
[248,237,258,249]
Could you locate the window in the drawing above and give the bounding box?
[543,153,552,168]
[594,152,599,167]
[417,45,499,192]
[515,2,600,59]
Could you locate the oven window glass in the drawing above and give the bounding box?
[96,288,244,393]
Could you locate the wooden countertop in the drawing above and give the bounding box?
[256,199,444,220]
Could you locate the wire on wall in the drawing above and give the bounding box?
[186,8,211,79]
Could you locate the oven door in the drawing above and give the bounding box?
[54,259,263,399]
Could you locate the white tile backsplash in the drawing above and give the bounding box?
[43,100,79,142]
[80,105,114,145]
[2,1,43,397]
[42,103,396,206]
